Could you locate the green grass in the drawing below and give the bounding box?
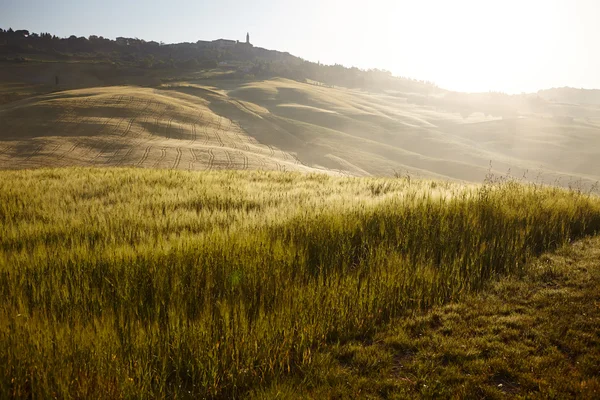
[255,237,600,399]
[1,168,600,398]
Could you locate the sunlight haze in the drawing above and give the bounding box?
[3,1,600,397]
[2,0,599,93]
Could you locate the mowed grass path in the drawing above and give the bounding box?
[1,168,600,398]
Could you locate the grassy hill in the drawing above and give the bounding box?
[0,84,320,173]
[2,71,600,187]
[1,168,599,398]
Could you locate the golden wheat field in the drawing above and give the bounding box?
[2,73,600,186]
[0,85,322,173]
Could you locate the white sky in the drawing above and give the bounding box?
[3,0,599,93]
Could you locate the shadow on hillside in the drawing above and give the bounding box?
[163,85,352,172]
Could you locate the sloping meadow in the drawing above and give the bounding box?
[1,168,599,398]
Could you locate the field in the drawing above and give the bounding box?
[2,63,600,187]
[0,85,320,174]
[1,168,600,398]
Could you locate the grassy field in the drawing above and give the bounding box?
[255,236,600,399]
[2,70,600,187]
[1,168,600,398]
[0,85,321,174]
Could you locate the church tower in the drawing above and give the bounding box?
[246,32,250,44]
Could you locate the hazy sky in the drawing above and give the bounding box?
[2,0,598,93]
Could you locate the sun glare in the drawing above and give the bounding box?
[313,0,582,93]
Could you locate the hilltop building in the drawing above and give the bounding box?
[202,33,252,49]
[212,39,236,48]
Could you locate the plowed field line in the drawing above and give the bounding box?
[214,129,225,147]
[122,118,136,137]
[55,141,80,163]
[207,149,214,171]
[189,123,197,145]
[153,148,167,168]
[110,118,126,136]
[188,148,197,170]
[91,141,114,165]
[202,125,210,145]
[24,142,45,162]
[238,150,249,170]
[96,116,114,135]
[46,142,62,158]
[137,146,152,167]
[118,147,135,166]
[166,118,173,139]
[224,149,233,168]
[0,144,11,160]
[173,147,182,170]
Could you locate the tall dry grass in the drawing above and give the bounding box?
[1,168,599,398]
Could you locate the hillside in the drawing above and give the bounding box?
[0,84,320,173]
[2,74,600,186]
[1,28,600,187]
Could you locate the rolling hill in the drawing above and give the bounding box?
[1,28,600,187]
[2,73,600,188]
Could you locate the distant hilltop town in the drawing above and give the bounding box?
[115,32,253,48]
[199,32,253,48]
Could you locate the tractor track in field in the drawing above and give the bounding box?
[238,150,249,170]
[256,154,268,170]
[202,125,211,146]
[231,122,251,151]
[207,148,215,171]
[52,102,77,131]
[290,153,303,165]
[153,147,167,168]
[280,150,291,161]
[24,142,45,162]
[45,142,62,158]
[122,117,136,137]
[106,147,122,165]
[177,119,186,140]
[191,113,204,144]
[110,118,126,136]
[189,123,197,145]
[57,142,79,162]
[166,118,174,139]
[275,162,288,172]
[96,116,114,135]
[224,149,233,168]
[0,144,11,160]
[118,146,135,166]
[172,147,182,170]
[91,116,125,164]
[137,146,152,167]
[91,141,114,165]
[214,128,225,147]
[188,148,198,170]
[153,107,168,136]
